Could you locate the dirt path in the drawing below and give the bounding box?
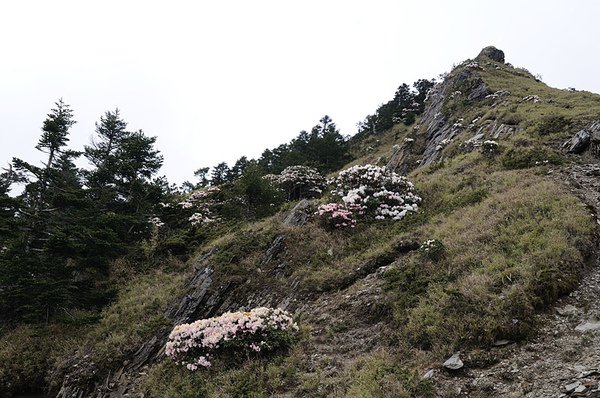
[432,163,600,398]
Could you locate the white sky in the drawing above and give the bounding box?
[1,0,599,185]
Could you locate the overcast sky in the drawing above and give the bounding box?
[1,0,599,185]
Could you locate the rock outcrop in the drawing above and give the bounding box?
[476,46,505,63]
[564,120,600,154]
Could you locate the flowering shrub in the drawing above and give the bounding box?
[482,140,499,157]
[148,216,165,228]
[418,239,446,261]
[165,307,298,370]
[331,164,421,221]
[465,61,484,70]
[178,187,221,226]
[316,203,362,229]
[276,165,325,200]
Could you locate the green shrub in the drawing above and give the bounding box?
[418,239,446,262]
[501,146,562,169]
[142,361,210,398]
[341,352,433,398]
[401,175,594,351]
[0,324,83,397]
[535,114,570,136]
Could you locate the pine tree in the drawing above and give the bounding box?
[3,100,79,320]
[84,109,129,193]
[85,112,164,245]
[210,162,230,185]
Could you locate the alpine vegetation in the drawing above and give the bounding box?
[178,187,222,226]
[275,165,326,200]
[316,202,361,229]
[331,164,421,221]
[165,307,298,370]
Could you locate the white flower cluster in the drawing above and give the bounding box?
[166,307,298,370]
[276,165,325,200]
[420,239,439,252]
[418,239,446,260]
[465,61,484,70]
[482,140,499,156]
[485,90,510,100]
[148,216,165,228]
[331,164,421,221]
[178,187,221,226]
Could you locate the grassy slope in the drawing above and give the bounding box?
[140,60,600,397]
[2,57,600,398]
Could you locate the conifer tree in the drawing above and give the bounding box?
[2,100,79,320]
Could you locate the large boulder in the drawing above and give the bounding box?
[477,46,505,63]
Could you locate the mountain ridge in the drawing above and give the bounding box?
[3,46,600,398]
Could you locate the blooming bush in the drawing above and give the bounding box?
[331,164,421,221]
[148,216,165,228]
[178,187,221,226]
[316,203,361,229]
[165,307,298,370]
[276,165,325,200]
[418,239,446,261]
[482,140,499,157]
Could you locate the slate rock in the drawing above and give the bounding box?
[564,130,591,154]
[283,199,314,226]
[443,353,464,370]
[565,381,582,393]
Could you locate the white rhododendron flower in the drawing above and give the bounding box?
[331,164,421,221]
[275,165,325,200]
[178,187,221,226]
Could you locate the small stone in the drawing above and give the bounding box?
[493,339,511,346]
[423,369,435,379]
[556,304,578,316]
[443,353,464,370]
[574,384,587,394]
[565,381,582,393]
[575,320,600,332]
[579,369,600,378]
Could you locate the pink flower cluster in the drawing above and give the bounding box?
[331,164,421,221]
[165,307,298,370]
[316,203,360,229]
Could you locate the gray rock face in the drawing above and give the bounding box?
[588,120,600,155]
[563,120,600,154]
[467,80,492,101]
[417,79,459,166]
[386,141,414,174]
[477,46,505,63]
[564,130,592,154]
[283,199,314,226]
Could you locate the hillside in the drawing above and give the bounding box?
[2,47,600,398]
